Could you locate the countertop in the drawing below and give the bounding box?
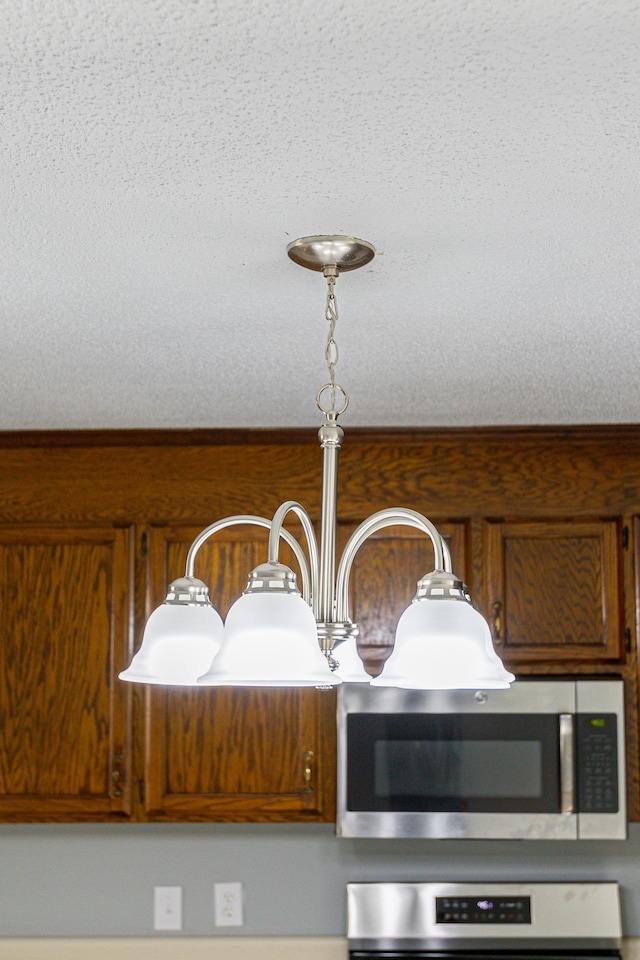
[1,938,639,960]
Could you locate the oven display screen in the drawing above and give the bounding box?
[435,896,532,924]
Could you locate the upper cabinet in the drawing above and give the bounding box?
[0,523,133,820]
[142,523,333,821]
[483,518,625,665]
[0,426,638,821]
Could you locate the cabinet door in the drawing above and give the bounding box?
[345,521,468,674]
[0,525,133,820]
[142,524,335,821]
[484,519,624,664]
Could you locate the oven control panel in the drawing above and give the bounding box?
[435,896,532,924]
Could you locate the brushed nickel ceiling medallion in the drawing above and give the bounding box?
[286,235,375,272]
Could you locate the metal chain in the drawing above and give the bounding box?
[316,267,349,420]
[324,274,339,412]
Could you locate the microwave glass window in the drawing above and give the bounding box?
[374,739,543,799]
[346,713,562,814]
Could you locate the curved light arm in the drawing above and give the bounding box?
[185,514,313,605]
[334,508,452,623]
[268,500,320,616]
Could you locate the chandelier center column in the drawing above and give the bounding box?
[317,417,343,646]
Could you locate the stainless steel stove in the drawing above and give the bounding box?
[347,882,622,959]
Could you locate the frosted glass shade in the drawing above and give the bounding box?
[332,636,371,683]
[119,602,224,685]
[371,598,514,690]
[198,591,340,687]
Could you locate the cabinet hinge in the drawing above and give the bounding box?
[623,525,629,550]
[140,531,148,557]
[138,779,145,804]
[625,628,632,653]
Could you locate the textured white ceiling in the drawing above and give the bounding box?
[2,0,639,430]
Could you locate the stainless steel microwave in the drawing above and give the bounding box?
[337,679,626,840]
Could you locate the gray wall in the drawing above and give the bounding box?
[1,822,640,937]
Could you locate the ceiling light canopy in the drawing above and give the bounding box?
[119,236,514,691]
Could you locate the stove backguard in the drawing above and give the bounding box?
[347,882,622,956]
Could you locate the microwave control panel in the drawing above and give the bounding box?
[435,896,532,924]
[576,713,619,813]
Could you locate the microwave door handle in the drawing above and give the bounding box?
[559,713,575,814]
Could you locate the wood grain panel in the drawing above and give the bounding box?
[2,426,640,525]
[0,428,638,821]
[0,525,132,819]
[484,519,623,663]
[161,687,322,795]
[142,524,332,820]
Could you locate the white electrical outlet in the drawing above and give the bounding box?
[214,881,244,926]
[153,886,182,931]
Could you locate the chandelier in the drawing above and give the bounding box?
[119,236,514,690]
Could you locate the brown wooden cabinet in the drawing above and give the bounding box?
[483,518,625,665]
[0,426,638,822]
[0,524,133,820]
[142,523,333,820]
[144,685,332,820]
